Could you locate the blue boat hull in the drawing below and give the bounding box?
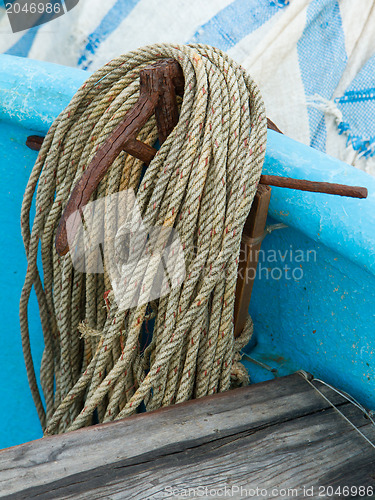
[0,55,374,449]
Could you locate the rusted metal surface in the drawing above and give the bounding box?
[266,118,282,134]
[26,129,368,202]
[25,135,44,151]
[261,175,368,199]
[54,59,184,256]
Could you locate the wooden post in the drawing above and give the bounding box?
[234,184,271,338]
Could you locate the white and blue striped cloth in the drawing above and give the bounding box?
[1,0,374,174]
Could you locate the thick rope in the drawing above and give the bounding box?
[20,43,267,435]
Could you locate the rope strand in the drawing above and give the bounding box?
[20,43,267,435]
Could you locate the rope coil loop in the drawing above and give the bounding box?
[20,43,267,435]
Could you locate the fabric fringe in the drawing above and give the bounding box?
[307,94,375,161]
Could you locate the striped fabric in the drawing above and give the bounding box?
[0,0,374,174]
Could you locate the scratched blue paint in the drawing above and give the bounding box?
[0,120,45,449]
[0,55,88,133]
[264,131,375,276]
[247,220,375,411]
[0,56,373,450]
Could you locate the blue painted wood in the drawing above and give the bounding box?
[0,54,87,132]
[0,55,373,450]
[247,132,375,412]
[0,121,45,449]
[248,218,375,409]
[264,131,375,276]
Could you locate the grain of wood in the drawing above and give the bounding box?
[1,374,374,499]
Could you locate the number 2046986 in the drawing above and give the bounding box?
[5,3,62,14]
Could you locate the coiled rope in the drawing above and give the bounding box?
[20,43,267,435]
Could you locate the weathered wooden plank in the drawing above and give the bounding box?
[18,405,373,500]
[1,374,374,499]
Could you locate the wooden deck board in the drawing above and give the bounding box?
[1,373,374,499]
